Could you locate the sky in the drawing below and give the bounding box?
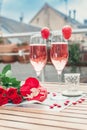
[0,0,87,24]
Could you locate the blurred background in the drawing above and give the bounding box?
[0,0,87,82]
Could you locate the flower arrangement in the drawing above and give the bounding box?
[0,64,47,106]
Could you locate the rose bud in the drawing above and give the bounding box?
[12,94,22,104]
[0,96,8,106]
[0,86,7,97]
[7,87,18,100]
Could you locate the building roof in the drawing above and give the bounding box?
[29,3,82,28]
[0,16,41,43]
[0,16,41,33]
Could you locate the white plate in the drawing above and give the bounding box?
[62,90,83,97]
[5,100,42,106]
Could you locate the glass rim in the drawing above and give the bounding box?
[64,73,80,76]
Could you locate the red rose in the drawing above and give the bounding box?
[0,86,7,97]
[0,96,8,106]
[20,83,31,96]
[7,87,18,100]
[25,77,39,88]
[12,94,22,104]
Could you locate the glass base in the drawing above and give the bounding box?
[62,90,83,97]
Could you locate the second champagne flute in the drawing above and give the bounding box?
[29,34,47,80]
[50,33,69,84]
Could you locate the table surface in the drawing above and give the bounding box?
[0,82,87,130]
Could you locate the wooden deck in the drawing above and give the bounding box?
[0,82,87,130]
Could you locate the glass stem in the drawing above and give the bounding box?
[57,71,62,83]
[57,71,62,93]
[36,71,41,81]
[41,69,45,82]
[37,75,40,81]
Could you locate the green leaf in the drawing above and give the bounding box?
[0,64,21,90]
[9,77,21,89]
[1,76,10,87]
[1,76,21,89]
[5,70,12,77]
[2,64,11,74]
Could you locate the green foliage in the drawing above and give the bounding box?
[2,64,11,74]
[0,64,21,90]
[68,44,80,72]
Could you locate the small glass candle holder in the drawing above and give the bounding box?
[62,73,83,96]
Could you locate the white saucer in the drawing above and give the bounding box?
[62,90,83,97]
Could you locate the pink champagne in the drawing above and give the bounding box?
[29,44,47,76]
[50,42,68,73]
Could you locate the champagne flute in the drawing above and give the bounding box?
[29,34,47,80]
[50,33,69,84]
